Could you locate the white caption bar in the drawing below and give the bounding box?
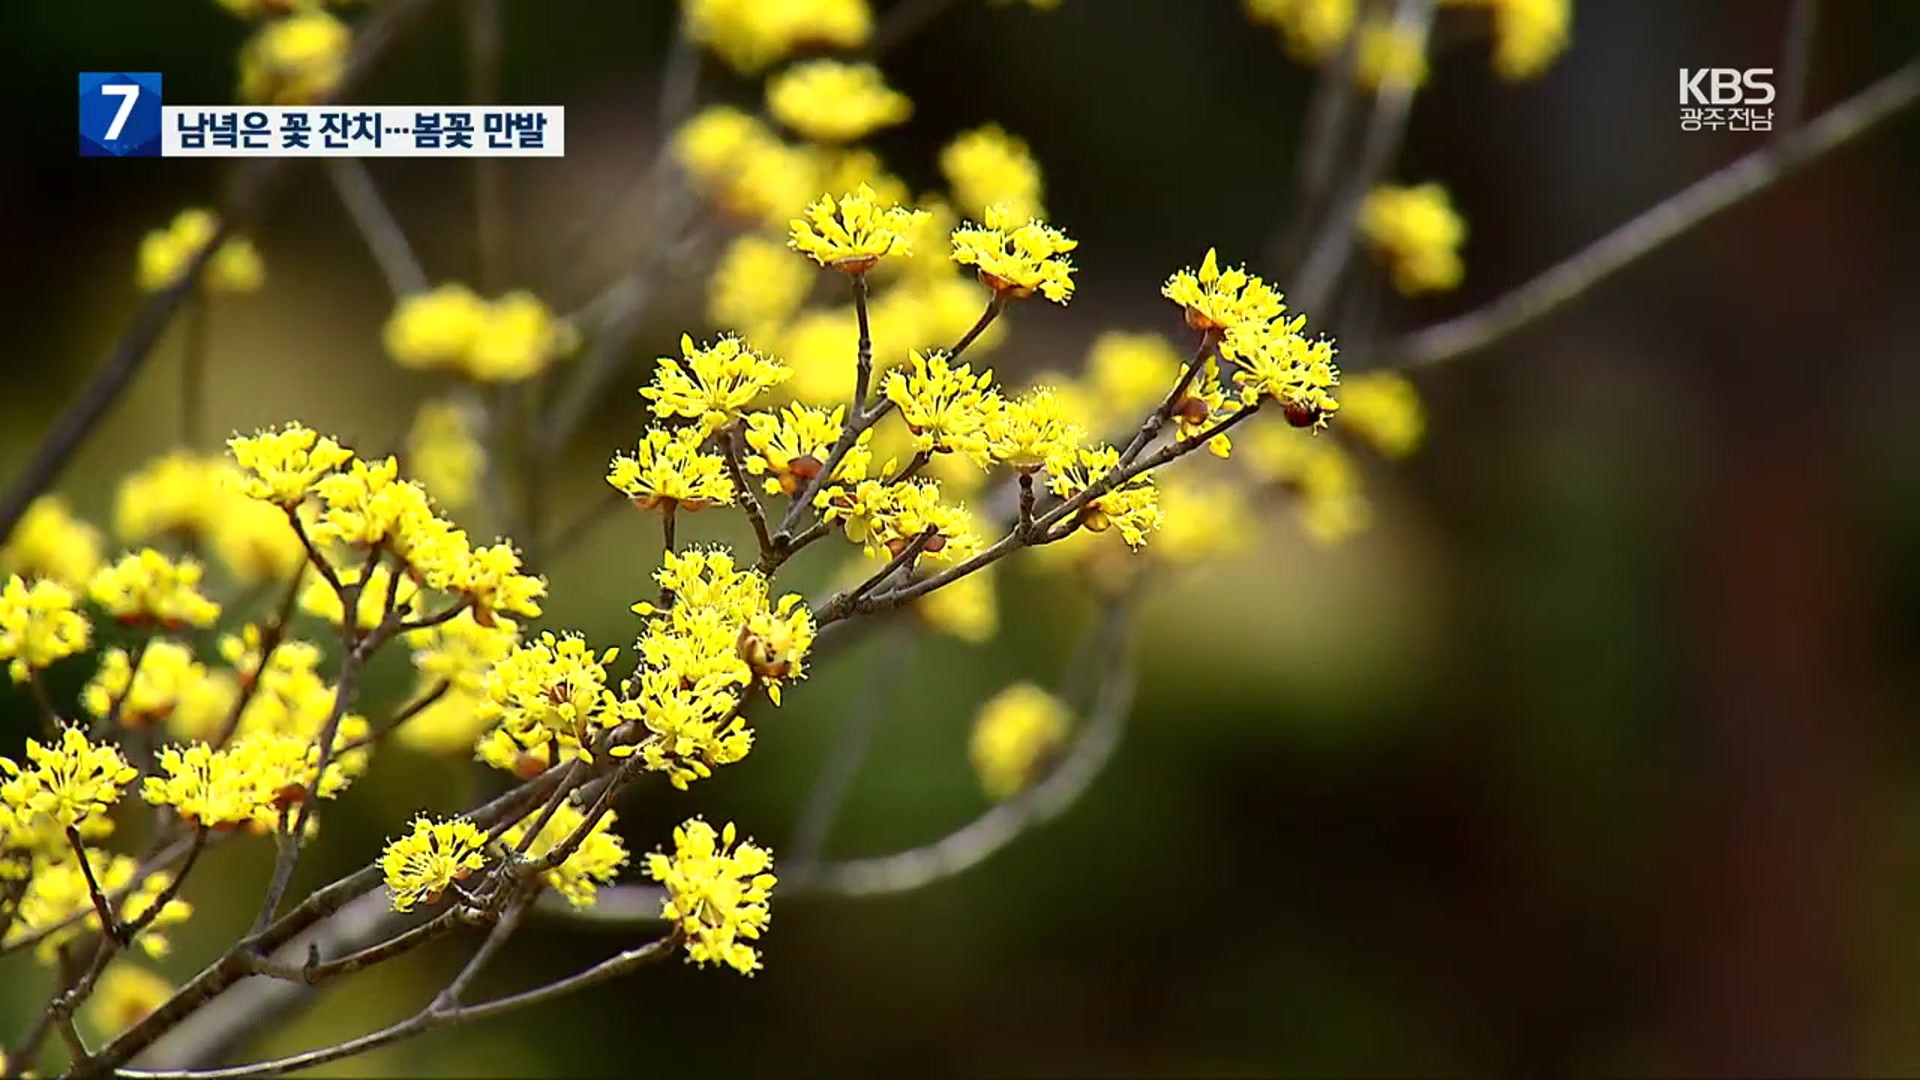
[159,106,565,158]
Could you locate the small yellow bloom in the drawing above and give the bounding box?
[1246,0,1356,62]
[913,563,998,644]
[643,334,792,436]
[1,496,104,590]
[1356,19,1429,91]
[1219,319,1341,428]
[1044,445,1163,549]
[82,640,208,729]
[142,739,279,831]
[89,550,222,629]
[940,125,1044,222]
[607,427,736,513]
[0,575,90,682]
[1358,182,1466,294]
[742,403,873,496]
[137,209,264,294]
[707,234,813,337]
[380,816,489,912]
[404,398,486,513]
[674,107,819,227]
[5,849,190,961]
[1445,0,1571,79]
[384,283,488,371]
[986,387,1084,471]
[789,184,930,273]
[970,682,1071,800]
[950,206,1078,304]
[479,632,622,752]
[883,349,1004,467]
[239,9,350,104]
[466,291,578,381]
[82,963,172,1040]
[1241,424,1373,544]
[684,0,872,74]
[647,818,776,974]
[501,802,629,909]
[0,728,137,831]
[767,60,911,144]
[1162,248,1289,333]
[1335,372,1425,457]
[228,423,355,507]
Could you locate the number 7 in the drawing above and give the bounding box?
[101,83,140,141]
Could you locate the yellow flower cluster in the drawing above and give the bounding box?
[1358,183,1466,295]
[1045,446,1164,549]
[1357,19,1429,91]
[742,403,874,496]
[789,184,931,272]
[400,610,520,756]
[0,575,90,682]
[607,427,737,514]
[951,205,1078,304]
[404,398,487,514]
[501,802,629,909]
[475,632,624,767]
[83,640,210,728]
[3,848,191,961]
[970,682,1072,800]
[647,818,776,974]
[1336,372,1426,458]
[89,549,223,629]
[1,495,104,589]
[238,8,351,104]
[385,285,578,382]
[137,209,264,294]
[767,60,911,144]
[642,334,793,436]
[1241,423,1372,544]
[684,0,871,74]
[380,816,489,911]
[83,963,172,1041]
[117,451,305,583]
[941,125,1045,221]
[883,349,1002,466]
[0,727,136,831]
[1166,249,1341,428]
[1246,0,1356,62]
[1446,0,1572,80]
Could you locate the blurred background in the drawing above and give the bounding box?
[6,0,1920,1075]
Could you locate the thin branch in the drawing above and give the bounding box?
[724,424,775,561]
[1389,53,1920,370]
[1778,0,1820,132]
[325,159,429,298]
[1266,11,1367,274]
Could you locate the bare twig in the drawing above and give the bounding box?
[1778,0,1820,132]
[1389,53,1920,370]
[325,159,429,298]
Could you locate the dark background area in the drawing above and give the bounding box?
[5,0,1920,1075]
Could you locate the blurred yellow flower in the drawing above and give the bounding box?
[970,682,1071,799]
[767,60,911,144]
[137,209,264,294]
[238,10,351,104]
[940,125,1044,221]
[0,496,104,590]
[1358,182,1466,294]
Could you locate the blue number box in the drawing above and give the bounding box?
[80,72,163,157]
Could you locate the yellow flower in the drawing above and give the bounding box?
[309,455,432,551]
[736,594,816,706]
[500,802,629,909]
[141,739,280,831]
[940,125,1044,221]
[137,208,265,294]
[1358,182,1465,294]
[0,728,137,831]
[970,682,1071,799]
[1246,0,1356,62]
[380,816,489,912]
[479,632,622,752]
[743,404,874,496]
[228,423,355,507]
[1162,248,1289,333]
[1219,320,1341,428]
[391,684,493,756]
[1356,18,1429,91]
[646,818,776,974]
[789,184,930,273]
[238,9,351,104]
[82,963,172,1040]
[1336,372,1425,457]
[384,283,488,371]
[1445,0,1571,79]
[816,478,982,565]
[607,427,736,513]
[404,398,486,513]
[913,562,998,643]
[707,234,813,337]
[987,386,1085,471]
[1241,424,1373,544]
[767,60,911,144]
[1,495,104,589]
[883,349,1004,467]
[467,291,578,381]
[89,550,222,629]
[684,0,872,74]
[81,641,208,728]
[673,107,819,227]
[0,575,90,682]
[4,849,190,961]
[643,334,792,436]
[209,496,307,584]
[406,609,520,695]
[949,206,1078,304]
[1149,472,1257,566]
[1044,445,1163,549]
[115,452,227,542]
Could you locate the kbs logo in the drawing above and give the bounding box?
[1678,68,1775,133]
[1679,68,1776,105]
